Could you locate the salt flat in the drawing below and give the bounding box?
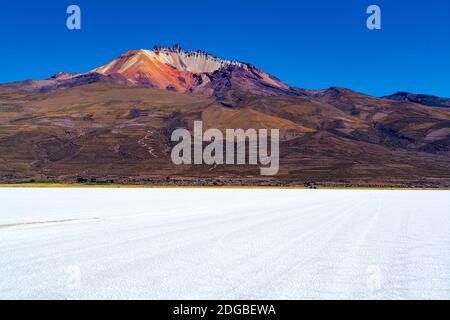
[0,188,449,299]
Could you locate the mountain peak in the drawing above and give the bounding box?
[4,44,291,97]
[90,44,282,94]
[384,91,450,108]
[93,45,245,79]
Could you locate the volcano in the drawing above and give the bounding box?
[2,44,292,100]
[0,44,449,187]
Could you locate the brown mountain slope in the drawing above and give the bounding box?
[0,82,449,187]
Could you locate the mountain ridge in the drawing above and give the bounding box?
[1,44,448,109]
[383,91,450,108]
[0,44,449,186]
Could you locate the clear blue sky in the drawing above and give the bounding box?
[0,0,449,97]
